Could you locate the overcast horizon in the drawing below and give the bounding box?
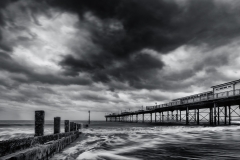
[0,0,240,120]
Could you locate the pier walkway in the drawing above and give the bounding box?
[105,89,240,125]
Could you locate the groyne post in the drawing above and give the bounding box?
[65,120,69,132]
[73,122,76,131]
[35,110,45,136]
[54,117,61,134]
[70,122,74,131]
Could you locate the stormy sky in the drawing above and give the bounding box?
[0,0,240,120]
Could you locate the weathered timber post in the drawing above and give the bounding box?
[35,110,45,136]
[136,114,138,123]
[74,122,77,131]
[214,103,217,125]
[106,117,107,122]
[171,111,174,121]
[70,122,74,131]
[167,111,169,121]
[186,107,189,125]
[217,106,220,125]
[65,120,69,132]
[197,109,199,125]
[229,105,231,125]
[54,117,61,134]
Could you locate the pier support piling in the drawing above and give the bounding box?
[155,112,157,123]
[142,114,144,123]
[186,107,189,125]
[150,113,152,123]
[214,103,217,125]
[35,110,45,137]
[197,109,199,125]
[225,106,227,125]
[229,105,231,125]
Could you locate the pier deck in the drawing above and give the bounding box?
[105,89,240,125]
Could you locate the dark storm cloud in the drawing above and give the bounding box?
[42,0,240,89]
[0,52,92,87]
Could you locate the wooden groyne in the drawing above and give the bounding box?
[0,111,83,160]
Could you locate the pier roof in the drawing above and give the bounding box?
[211,79,240,88]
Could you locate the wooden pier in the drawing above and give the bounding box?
[105,89,240,125]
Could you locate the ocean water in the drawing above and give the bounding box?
[1,121,240,160]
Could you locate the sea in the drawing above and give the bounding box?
[1,120,240,160]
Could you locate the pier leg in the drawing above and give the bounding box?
[136,114,138,123]
[186,107,189,125]
[225,106,227,125]
[218,106,220,125]
[180,110,181,122]
[194,109,196,122]
[155,112,157,123]
[209,107,212,125]
[64,120,69,133]
[229,105,231,125]
[142,114,144,123]
[214,103,217,125]
[150,113,152,123]
[159,112,161,122]
[162,112,164,122]
[35,110,45,136]
[171,111,174,121]
[167,111,169,121]
[176,110,178,122]
[197,109,199,125]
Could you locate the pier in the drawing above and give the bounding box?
[105,80,240,125]
[0,111,83,160]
